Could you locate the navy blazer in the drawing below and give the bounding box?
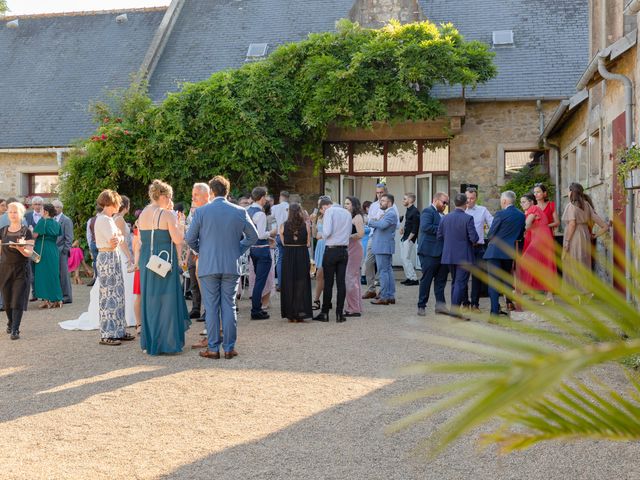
[483,205,526,260]
[186,197,259,276]
[24,211,39,229]
[368,208,398,255]
[417,205,443,258]
[437,209,479,265]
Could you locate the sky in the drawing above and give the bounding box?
[6,0,171,15]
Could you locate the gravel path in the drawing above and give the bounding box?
[1,276,639,480]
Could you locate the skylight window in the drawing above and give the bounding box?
[492,30,514,46]
[246,43,268,61]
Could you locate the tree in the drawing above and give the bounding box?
[0,1,8,15]
[61,19,496,233]
[389,236,640,456]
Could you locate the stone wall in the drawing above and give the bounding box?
[0,152,60,200]
[449,100,558,212]
[349,0,421,28]
[278,159,322,213]
[548,46,638,282]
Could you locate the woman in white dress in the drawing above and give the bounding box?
[59,197,137,331]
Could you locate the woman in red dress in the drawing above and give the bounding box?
[516,193,558,303]
[533,183,560,231]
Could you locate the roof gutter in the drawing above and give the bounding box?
[540,89,588,140]
[0,147,71,154]
[625,0,640,15]
[576,29,637,90]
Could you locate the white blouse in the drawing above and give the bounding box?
[94,214,119,249]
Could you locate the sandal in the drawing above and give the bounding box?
[99,338,122,346]
[39,301,51,309]
[136,325,141,335]
[118,333,136,341]
[313,300,321,310]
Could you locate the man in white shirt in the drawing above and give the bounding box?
[24,196,44,301]
[313,197,352,323]
[464,187,494,311]
[247,186,274,320]
[271,191,290,291]
[362,183,401,299]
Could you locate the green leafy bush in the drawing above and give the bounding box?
[501,164,554,204]
[61,19,496,233]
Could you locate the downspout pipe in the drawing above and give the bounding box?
[597,54,635,303]
[536,99,545,136]
[543,138,562,225]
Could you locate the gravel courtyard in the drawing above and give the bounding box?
[1,278,639,480]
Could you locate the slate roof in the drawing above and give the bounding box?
[148,0,356,100]
[418,0,589,99]
[0,0,589,148]
[0,9,166,148]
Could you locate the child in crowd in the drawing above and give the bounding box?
[68,240,92,284]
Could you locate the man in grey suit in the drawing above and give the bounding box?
[186,176,259,360]
[368,193,399,305]
[53,200,74,304]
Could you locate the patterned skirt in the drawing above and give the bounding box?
[96,251,126,339]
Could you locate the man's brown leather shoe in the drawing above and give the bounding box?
[370,299,390,305]
[199,350,220,359]
[191,338,208,349]
[224,350,238,359]
[362,291,377,299]
[388,298,396,304]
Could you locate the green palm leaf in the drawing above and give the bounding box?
[390,234,640,456]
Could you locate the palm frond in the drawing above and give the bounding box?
[391,236,640,456]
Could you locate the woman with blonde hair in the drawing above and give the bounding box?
[138,180,190,355]
[0,202,35,339]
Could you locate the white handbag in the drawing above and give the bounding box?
[145,209,173,278]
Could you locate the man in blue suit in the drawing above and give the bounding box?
[417,192,449,316]
[483,190,525,316]
[437,193,479,316]
[368,193,399,305]
[186,176,258,359]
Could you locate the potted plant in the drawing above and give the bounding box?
[617,144,640,189]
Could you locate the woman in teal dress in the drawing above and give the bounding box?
[138,180,190,355]
[33,204,63,308]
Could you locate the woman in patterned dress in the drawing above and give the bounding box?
[94,190,135,346]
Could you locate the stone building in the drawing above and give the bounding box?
[541,0,640,293]
[1,0,588,261]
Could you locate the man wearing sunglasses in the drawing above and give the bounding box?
[416,192,450,316]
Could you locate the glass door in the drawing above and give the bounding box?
[340,175,356,204]
[415,174,432,211]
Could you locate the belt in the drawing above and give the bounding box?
[325,245,347,249]
[98,248,117,252]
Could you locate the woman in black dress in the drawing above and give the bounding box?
[279,203,312,323]
[0,202,35,339]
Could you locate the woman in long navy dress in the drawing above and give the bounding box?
[138,180,190,355]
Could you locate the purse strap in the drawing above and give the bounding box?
[38,220,46,259]
[150,208,173,264]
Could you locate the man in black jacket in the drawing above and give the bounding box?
[400,193,420,286]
